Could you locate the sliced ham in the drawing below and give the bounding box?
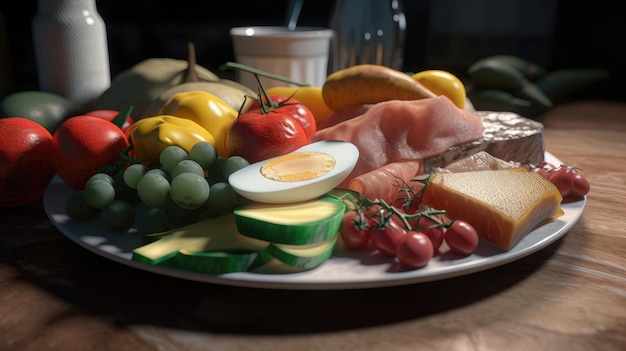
[347,160,422,203]
[310,96,485,188]
[317,104,372,130]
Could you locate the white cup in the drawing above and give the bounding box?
[230,26,333,89]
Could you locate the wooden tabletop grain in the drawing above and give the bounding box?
[1,99,625,351]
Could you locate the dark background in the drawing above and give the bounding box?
[1,0,624,102]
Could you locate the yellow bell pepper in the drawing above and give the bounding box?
[126,115,216,163]
[267,86,334,125]
[159,90,237,157]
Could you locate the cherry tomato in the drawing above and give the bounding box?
[568,172,590,199]
[548,166,575,197]
[531,166,550,179]
[339,209,372,249]
[370,219,406,257]
[396,231,434,269]
[246,94,316,138]
[444,220,479,255]
[416,216,445,251]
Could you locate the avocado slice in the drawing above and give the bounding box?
[233,195,347,245]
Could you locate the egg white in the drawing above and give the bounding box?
[228,140,359,204]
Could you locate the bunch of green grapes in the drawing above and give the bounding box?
[65,142,250,234]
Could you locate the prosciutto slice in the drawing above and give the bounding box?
[347,160,422,203]
[310,96,485,188]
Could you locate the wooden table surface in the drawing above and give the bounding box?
[1,100,625,351]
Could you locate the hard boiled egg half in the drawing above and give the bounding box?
[228,140,359,204]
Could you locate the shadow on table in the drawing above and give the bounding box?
[1,201,564,335]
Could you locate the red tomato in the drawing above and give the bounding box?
[531,166,550,179]
[444,220,479,255]
[0,117,55,207]
[548,166,575,197]
[415,216,445,251]
[339,209,372,249]
[84,109,135,132]
[225,108,308,163]
[246,94,316,138]
[568,171,590,199]
[370,219,406,257]
[51,116,130,191]
[396,231,434,269]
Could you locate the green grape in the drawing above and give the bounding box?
[137,173,171,207]
[221,155,250,180]
[83,179,116,209]
[65,191,99,220]
[189,141,218,170]
[159,145,188,172]
[161,196,203,227]
[86,172,115,186]
[123,163,148,189]
[100,200,135,230]
[170,172,210,210]
[206,157,227,184]
[134,203,171,235]
[114,168,140,203]
[171,159,204,180]
[146,167,171,182]
[204,181,238,215]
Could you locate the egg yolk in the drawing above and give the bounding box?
[260,152,336,182]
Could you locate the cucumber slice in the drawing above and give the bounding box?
[267,235,338,270]
[132,213,269,265]
[233,195,346,245]
[172,249,261,274]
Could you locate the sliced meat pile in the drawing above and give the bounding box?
[310,96,485,197]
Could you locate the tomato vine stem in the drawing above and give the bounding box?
[220,61,310,87]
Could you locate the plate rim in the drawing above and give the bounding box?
[42,152,586,290]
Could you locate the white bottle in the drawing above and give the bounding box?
[32,0,111,107]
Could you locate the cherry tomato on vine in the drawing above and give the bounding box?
[415,216,445,251]
[444,220,479,255]
[245,93,316,138]
[568,172,590,199]
[339,209,372,249]
[531,166,550,179]
[548,166,575,197]
[370,219,406,257]
[396,231,434,269]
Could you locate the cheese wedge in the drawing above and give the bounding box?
[422,168,563,251]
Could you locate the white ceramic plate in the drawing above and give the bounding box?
[43,152,585,290]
